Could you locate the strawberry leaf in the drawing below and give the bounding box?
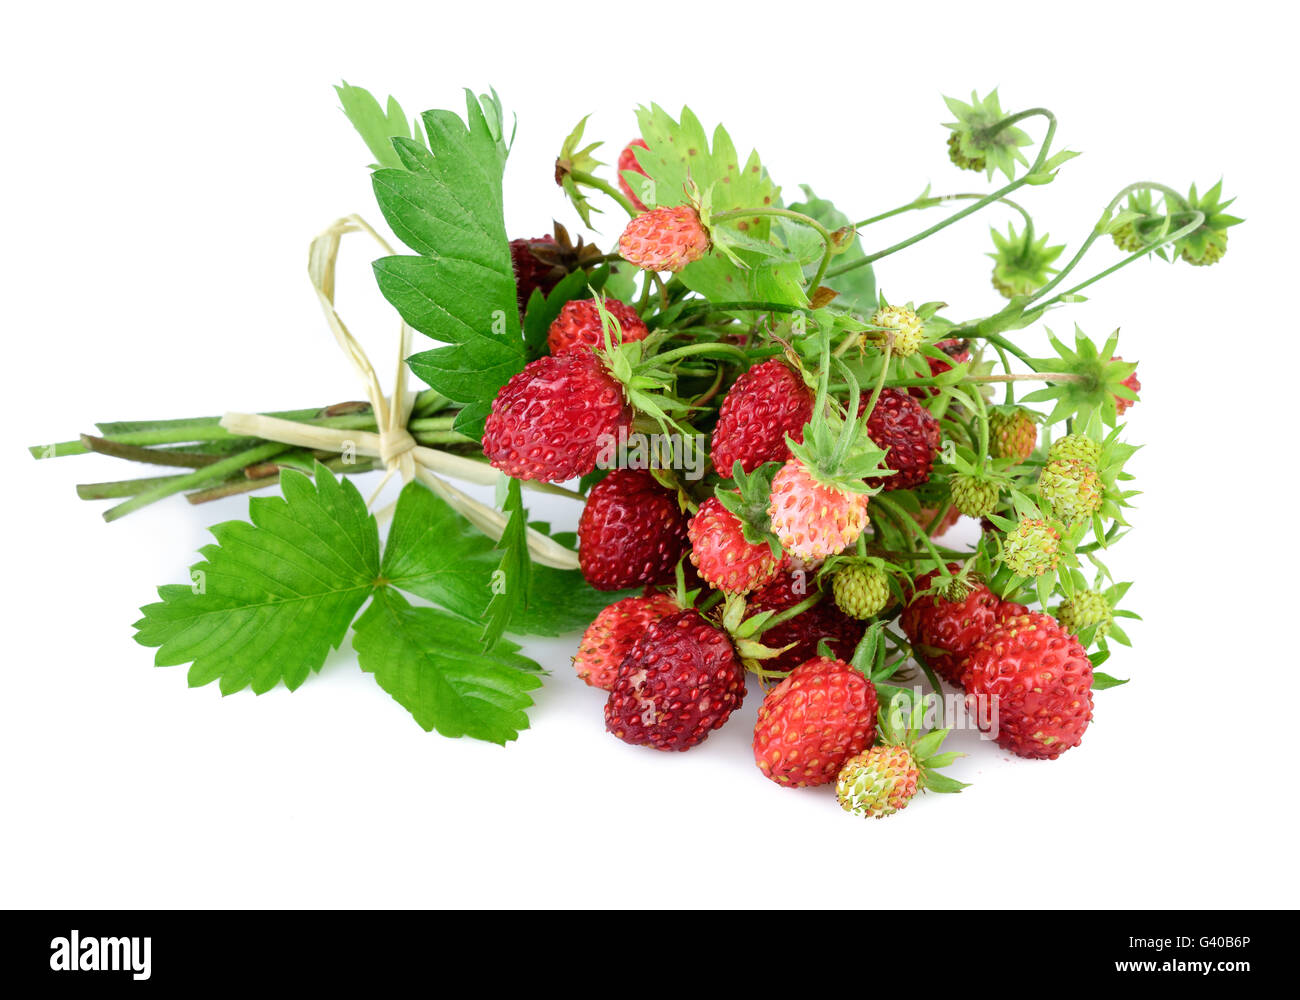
[133,464,380,695]
[353,588,541,744]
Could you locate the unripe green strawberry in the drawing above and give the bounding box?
[1037,458,1103,526]
[988,408,1037,465]
[832,563,892,620]
[1057,589,1113,638]
[1047,433,1101,468]
[949,473,998,518]
[837,745,918,818]
[1110,222,1143,253]
[1001,518,1060,577]
[1181,234,1226,266]
[870,305,923,358]
[946,132,985,172]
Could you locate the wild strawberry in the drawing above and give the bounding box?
[510,234,558,315]
[710,360,813,476]
[950,473,999,518]
[1047,433,1101,467]
[617,139,649,212]
[900,566,1004,685]
[831,563,892,619]
[605,609,746,751]
[870,305,923,358]
[947,131,986,172]
[768,457,870,560]
[752,656,879,787]
[619,205,711,272]
[578,470,689,590]
[1110,222,1144,253]
[1172,180,1241,267]
[573,593,678,690]
[1000,517,1061,577]
[746,571,865,674]
[547,297,648,355]
[484,350,632,483]
[862,388,941,490]
[961,612,1094,759]
[688,496,782,595]
[988,407,1037,464]
[989,222,1064,300]
[1037,458,1103,526]
[836,699,966,818]
[1057,589,1113,639]
[1111,356,1140,414]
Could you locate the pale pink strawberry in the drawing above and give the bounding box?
[767,458,869,561]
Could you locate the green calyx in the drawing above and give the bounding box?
[1173,180,1242,267]
[942,89,1033,181]
[1037,458,1103,526]
[832,561,893,619]
[788,347,890,495]
[988,222,1064,300]
[1021,326,1138,428]
[716,461,783,556]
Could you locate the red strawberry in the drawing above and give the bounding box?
[617,139,649,212]
[605,609,747,751]
[752,656,879,787]
[910,339,972,401]
[960,611,1094,760]
[746,571,865,674]
[573,593,679,690]
[510,234,559,316]
[1112,356,1141,415]
[483,350,631,483]
[687,496,782,595]
[547,298,648,355]
[899,566,1003,685]
[578,470,689,591]
[710,360,813,476]
[862,388,941,491]
[619,206,711,272]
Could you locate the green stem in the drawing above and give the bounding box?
[103,441,291,522]
[569,170,637,217]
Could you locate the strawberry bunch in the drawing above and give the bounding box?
[39,84,1236,819]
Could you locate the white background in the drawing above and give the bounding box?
[3,0,1296,908]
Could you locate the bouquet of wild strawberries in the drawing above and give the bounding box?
[33,85,1239,818]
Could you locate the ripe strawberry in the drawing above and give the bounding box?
[870,305,924,357]
[831,563,892,619]
[768,457,870,560]
[746,571,865,674]
[510,234,559,315]
[899,566,1003,685]
[484,350,632,483]
[687,496,782,595]
[1001,518,1061,577]
[961,611,1094,759]
[605,609,746,751]
[578,470,689,590]
[1111,356,1141,414]
[619,205,711,272]
[862,388,942,490]
[547,297,649,355]
[710,360,813,476]
[988,407,1037,464]
[573,593,679,690]
[753,656,879,787]
[617,139,649,212]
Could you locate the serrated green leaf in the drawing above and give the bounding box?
[353,588,540,744]
[134,465,380,695]
[335,81,422,170]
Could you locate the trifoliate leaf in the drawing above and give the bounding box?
[134,464,380,695]
[353,588,541,744]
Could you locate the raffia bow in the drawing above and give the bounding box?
[219,215,580,570]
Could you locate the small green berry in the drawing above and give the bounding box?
[1001,518,1060,577]
[1047,434,1101,468]
[950,473,998,518]
[988,408,1037,465]
[870,305,923,358]
[832,563,892,620]
[1057,589,1113,638]
[1110,222,1144,253]
[837,746,919,818]
[1180,233,1227,266]
[947,132,986,172]
[1037,459,1103,526]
